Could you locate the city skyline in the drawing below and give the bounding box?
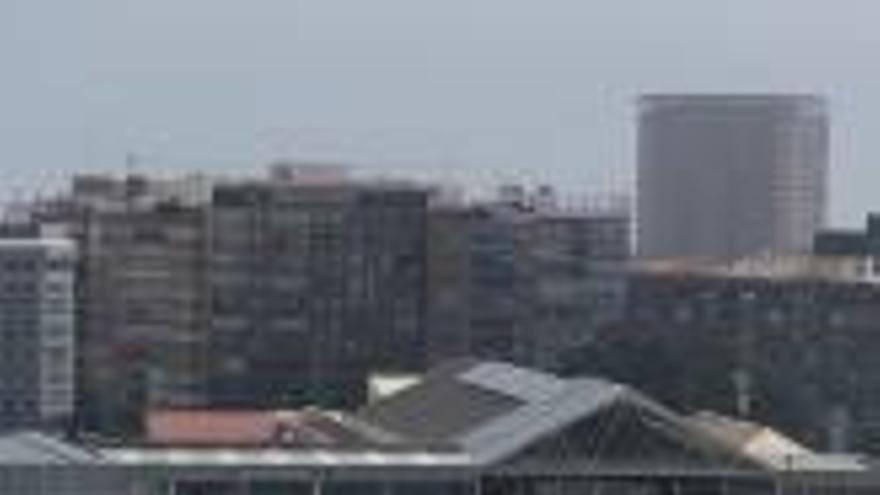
[8,3,880,492]
[4,1,880,227]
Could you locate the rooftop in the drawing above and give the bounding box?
[628,255,880,285]
[0,360,869,476]
[0,432,96,465]
[0,237,75,250]
[639,93,826,108]
[144,408,409,449]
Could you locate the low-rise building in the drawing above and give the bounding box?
[0,361,874,495]
[814,213,880,261]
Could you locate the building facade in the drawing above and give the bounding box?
[78,203,209,434]
[638,94,829,259]
[24,174,214,434]
[567,257,880,453]
[427,204,522,365]
[26,169,429,434]
[0,238,76,431]
[427,188,630,370]
[206,178,429,409]
[22,170,628,435]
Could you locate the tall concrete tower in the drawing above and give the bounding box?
[637,94,829,259]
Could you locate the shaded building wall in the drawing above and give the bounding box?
[427,202,630,371]
[565,271,880,452]
[426,205,534,366]
[814,213,880,260]
[516,212,629,369]
[207,182,429,409]
[32,174,429,434]
[425,208,474,364]
[76,204,208,434]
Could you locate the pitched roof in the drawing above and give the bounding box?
[147,410,282,446]
[358,360,526,443]
[0,362,864,477]
[688,411,869,472]
[359,361,624,461]
[106,362,759,470]
[689,411,811,455]
[358,361,766,468]
[0,432,97,465]
[145,409,401,448]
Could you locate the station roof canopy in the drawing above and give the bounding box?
[2,360,868,476]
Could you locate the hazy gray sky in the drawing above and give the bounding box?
[3,0,879,225]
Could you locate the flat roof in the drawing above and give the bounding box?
[639,93,825,104]
[0,238,75,250]
[627,256,880,286]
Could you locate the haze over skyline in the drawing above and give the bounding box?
[3,0,879,226]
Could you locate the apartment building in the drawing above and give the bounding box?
[0,238,76,431]
[427,187,630,370]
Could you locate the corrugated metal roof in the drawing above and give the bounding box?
[0,432,97,465]
[459,379,623,464]
[358,361,523,442]
[0,361,808,475]
[108,368,752,470]
[458,362,568,403]
[361,361,764,469]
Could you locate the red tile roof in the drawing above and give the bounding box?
[145,410,340,446]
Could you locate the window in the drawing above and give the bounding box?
[46,258,72,272]
[47,279,68,292]
[132,227,168,244]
